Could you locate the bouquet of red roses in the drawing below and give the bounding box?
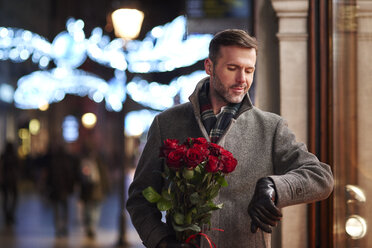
[142,137,238,244]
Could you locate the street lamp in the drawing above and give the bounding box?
[81,112,97,129]
[111,8,144,40]
[109,4,144,247]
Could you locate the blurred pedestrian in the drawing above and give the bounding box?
[0,141,20,226]
[44,144,79,237]
[78,145,109,239]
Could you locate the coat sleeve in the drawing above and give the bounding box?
[269,119,334,208]
[126,116,173,248]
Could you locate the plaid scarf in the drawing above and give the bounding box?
[199,81,241,143]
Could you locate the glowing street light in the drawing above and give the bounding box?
[81,112,97,129]
[111,8,144,40]
[111,6,144,247]
[29,119,41,135]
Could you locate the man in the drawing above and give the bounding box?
[126,29,334,248]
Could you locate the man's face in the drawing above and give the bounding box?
[205,45,256,111]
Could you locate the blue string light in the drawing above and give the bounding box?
[0,16,211,112]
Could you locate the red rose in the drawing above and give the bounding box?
[193,137,208,145]
[184,137,208,148]
[220,148,233,157]
[220,155,238,173]
[208,143,223,156]
[184,137,193,147]
[193,143,210,155]
[166,148,185,169]
[205,155,220,173]
[185,147,206,169]
[160,139,180,157]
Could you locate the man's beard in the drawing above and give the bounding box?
[211,72,246,104]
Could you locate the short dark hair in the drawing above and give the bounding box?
[208,29,258,64]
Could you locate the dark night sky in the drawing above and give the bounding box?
[0,0,185,41]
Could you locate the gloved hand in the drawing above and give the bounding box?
[156,235,196,248]
[248,177,283,233]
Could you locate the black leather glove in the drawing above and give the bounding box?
[248,177,283,233]
[156,235,196,248]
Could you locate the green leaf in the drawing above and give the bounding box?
[216,175,228,187]
[172,223,201,233]
[185,211,193,225]
[161,189,172,201]
[190,171,203,185]
[167,181,173,195]
[196,202,223,217]
[173,212,185,225]
[202,173,212,183]
[183,168,194,179]
[189,192,200,205]
[157,198,172,211]
[185,182,196,190]
[208,185,221,200]
[142,186,161,203]
[199,213,212,225]
[214,203,223,209]
[206,202,223,211]
[164,164,170,174]
[178,184,185,192]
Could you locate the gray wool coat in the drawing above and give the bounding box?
[126,77,334,248]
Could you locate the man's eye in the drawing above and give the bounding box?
[227,67,236,71]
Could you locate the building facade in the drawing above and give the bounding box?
[255,0,372,247]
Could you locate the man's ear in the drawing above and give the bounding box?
[204,58,213,75]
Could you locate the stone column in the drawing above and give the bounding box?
[270,1,309,247]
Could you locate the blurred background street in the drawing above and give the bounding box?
[0,173,143,248]
[0,1,211,247]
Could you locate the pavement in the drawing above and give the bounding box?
[0,180,144,248]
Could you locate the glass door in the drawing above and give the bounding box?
[332,0,372,247]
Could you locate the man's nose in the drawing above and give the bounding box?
[236,70,246,83]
